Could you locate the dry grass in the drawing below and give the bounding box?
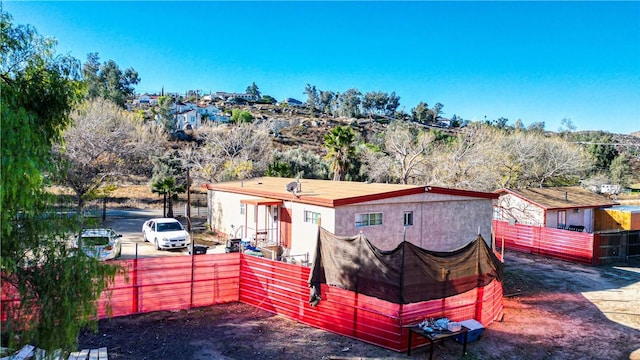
[47,184,207,210]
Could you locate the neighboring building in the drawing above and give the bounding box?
[175,109,200,130]
[205,177,498,261]
[214,92,259,102]
[494,186,617,233]
[280,98,304,106]
[134,94,159,106]
[197,104,230,124]
[172,101,196,114]
[595,205,640,231]
[599,184,621,195]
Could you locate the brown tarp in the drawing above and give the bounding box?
[308,227,504,305]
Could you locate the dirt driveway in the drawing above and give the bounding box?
[78,246,640,360]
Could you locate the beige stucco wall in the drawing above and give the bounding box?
[334,193,493,252]
[209,190,494,261]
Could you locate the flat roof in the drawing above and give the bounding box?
[205,177,497,208]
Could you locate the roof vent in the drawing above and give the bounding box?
[564,192,568,201]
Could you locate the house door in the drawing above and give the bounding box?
[280,208,292,248]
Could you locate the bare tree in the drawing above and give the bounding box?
[187,122,272,183]
[428,123,499,191]
[383,121,436,184]
[55,98,165,209]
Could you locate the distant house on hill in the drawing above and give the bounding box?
[280,98,304,107]
[214,92,258,102]
[175,109,200,130]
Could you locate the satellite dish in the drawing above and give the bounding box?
[286,181,298,194]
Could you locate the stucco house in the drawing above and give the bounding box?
[175,109,200,130]
[494,186,617,233]
[205,177,498,262]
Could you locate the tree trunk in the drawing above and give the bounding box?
[163,194,167,217]
[167,195,174,218]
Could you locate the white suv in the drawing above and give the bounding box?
[142,218,190,250]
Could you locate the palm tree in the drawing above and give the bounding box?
[151,177,186,218]
[324,126,357,181]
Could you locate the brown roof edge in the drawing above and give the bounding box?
[429,186,499,200]
[332,187,427,207]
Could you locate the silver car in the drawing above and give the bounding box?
[76,228,122,261]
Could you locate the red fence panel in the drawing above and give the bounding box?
[3,252,503,353]
[238,254,503,352]
[96,253,241,318]
[493,220,595,264]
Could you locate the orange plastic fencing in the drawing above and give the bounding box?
[239,254,504,352]
[493,220,595,264]
[97,253,241,318]
[2,252,503,353]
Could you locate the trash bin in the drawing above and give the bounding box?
[225,239,241,253]
[189,245,208,255]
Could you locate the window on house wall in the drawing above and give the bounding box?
[403,211,414,226]
[355,212,383,227]
[558,210,566,228]
[304,210,321,224]
[240,203,246,215]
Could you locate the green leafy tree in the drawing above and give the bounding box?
[231,109,254,123]
[304,83,319,113]
[83,52,140,107]
[1,11,118,353]
[266,161,295,177]
[609,154,632,187]
[385,91,401,117]
[337,88,362,118]
[324,125,357,181]
[269,148,330,179]
[155,95,175,132]
[411,101,429,123]
[319,90,335,115]
[151,176,186,218]
[246,82,261,98]
[261,95,277,104]
[558,118,577,133]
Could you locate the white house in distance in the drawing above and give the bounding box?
[175,109,200,130]
[205,177,498,261]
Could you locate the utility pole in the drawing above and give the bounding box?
[186,166,191,232]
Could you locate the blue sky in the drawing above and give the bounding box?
[5,1,640,134]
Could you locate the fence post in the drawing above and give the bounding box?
[591,233,600,265]
[132,246,139,314]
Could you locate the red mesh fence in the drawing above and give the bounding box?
[493,220,595,264]
[240,254,503,352]
[2,252,502,352]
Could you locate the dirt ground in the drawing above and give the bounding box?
[77,250,640,360]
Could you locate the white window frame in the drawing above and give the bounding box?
[304,210,321,224]
[355,212,383,227]
[240,203,246,215]
[403,211,414,226]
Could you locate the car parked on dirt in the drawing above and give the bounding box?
[142,218,190,250]
[75,228,122,261]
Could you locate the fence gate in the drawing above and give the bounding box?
[597,230,640,264]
